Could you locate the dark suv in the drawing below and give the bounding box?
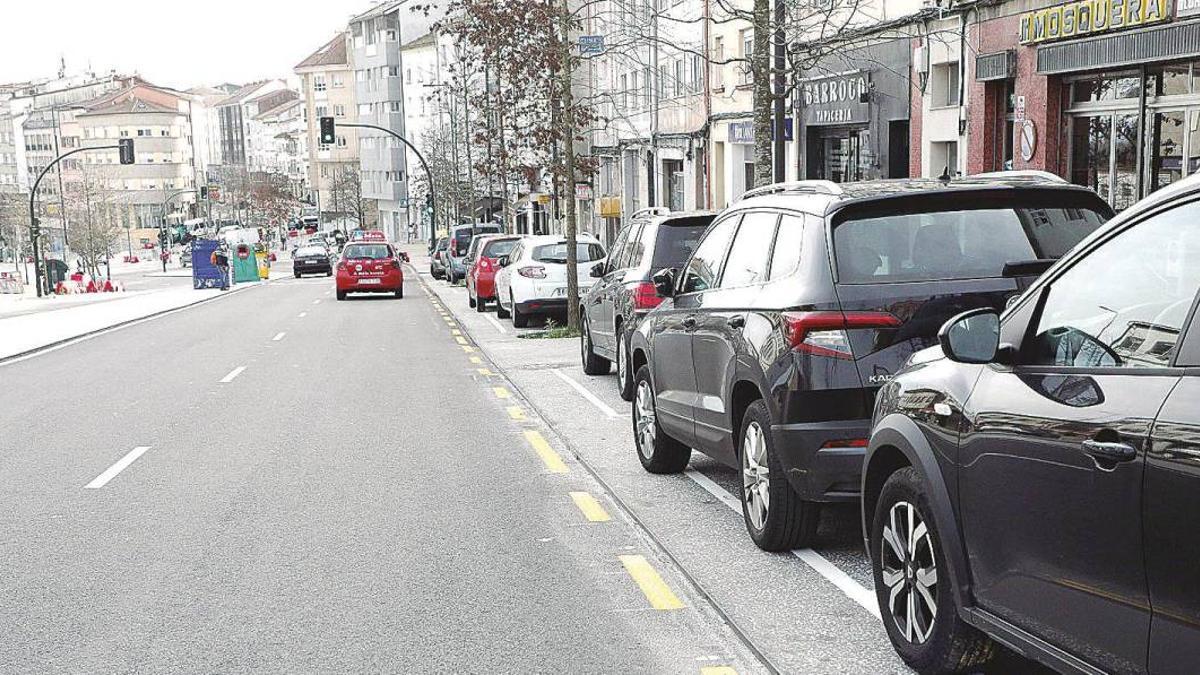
[864,176,1200,674]
[580,210,714,400]
[628,175,1112,552]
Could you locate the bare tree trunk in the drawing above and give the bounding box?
[752,0,774,189]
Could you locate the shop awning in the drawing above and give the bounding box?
[1038,20,1200,75]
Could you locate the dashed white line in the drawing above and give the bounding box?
[219,366,246,383]
[484,314,508,334]
[272,332,286,342]
[683,468,880,619]
[298,312,308,318]
[551,368,621,419]
[85,446,150,489]
[313,299,321,305]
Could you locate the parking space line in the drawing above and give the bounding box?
[551,369,621,418]
[700,667,738,675]
[219,366,246,383]
[85,446,151,489]
[683,468,880,619]
[455,336,469,345]
[452,329,463,336]
[272,332,286,342]
[493,386,511,399]
[462,346,476,353]
[484,315,508,334]
[313,299,321,305]
[298,312,307,318]
[569,491,611,522]
[469,356,483,364]
[523,430,568,473]
[619,554,685,610]
[477,368,494,376]
[507,406,527,421]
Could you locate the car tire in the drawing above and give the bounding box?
[581,314,610,375]
[326,270,332,277]
[294,272,301,279]
[616,324,634,401]
[336,290,347,301]
[739,400,819,551]
[632,364,690,474]
[496,297,511,319]
[871,467,995,674]
[476,296,487,313]
[395,285,404,299]
[468,293,477,309]
[511,294,530,328]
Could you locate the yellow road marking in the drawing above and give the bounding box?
[493,387,511,399]
[469,356,483,364]
[452,329,463,336]
[523,430,568,473]
[569,491,611,522]
[619,554,685,610]
[700,668,738,675]
[507,406,526,421]
[462,346,476,353]
[455,336,468,345]
[477,368,493,376]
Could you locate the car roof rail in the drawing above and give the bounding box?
[630,206,671,220]
[971,170,1067,183]
[736,180,844,202]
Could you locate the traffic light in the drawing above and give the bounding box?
[200,186,208,200]
[118,138,135,165]
[320,117,336,145]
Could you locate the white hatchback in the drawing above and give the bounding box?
[495,234,607,328]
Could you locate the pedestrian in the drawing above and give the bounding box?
[210,245,230,290]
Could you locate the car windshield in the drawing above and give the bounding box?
[483,239,518,258]
[296,246,327,257]
[532,242,605,264]
[343,244,393,260]
[833,202,1108,284]
[652,218,712,268]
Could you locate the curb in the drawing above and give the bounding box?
[0,282,259,367]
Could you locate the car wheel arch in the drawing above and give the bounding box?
[864,414,972,613]
[729,379,765,452]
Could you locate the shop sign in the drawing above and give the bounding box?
[728,118,794,144]
[575,183,593,200]
[800,71,870,125]
[1179,0,1200,18]
[579,35,604,54]
[1019,0,1170,45]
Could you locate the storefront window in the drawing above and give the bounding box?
[1150,63,1191,97]
[1073,75,1141,103]
[1071,115,1111,203]
[1114,114,1138,211]
[1189,112,1200,176]
[1150,111,1186,193]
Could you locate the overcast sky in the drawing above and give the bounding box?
[0,2,380,90]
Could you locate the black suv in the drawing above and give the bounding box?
[580,210,714,400]
[628,175,1112,552]
[865,177,1200,674]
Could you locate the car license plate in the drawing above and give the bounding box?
[359,278,382,285]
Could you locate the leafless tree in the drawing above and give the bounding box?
[329,165,376,230]
[64,166,122,278]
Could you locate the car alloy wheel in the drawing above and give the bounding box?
[881,500,938,645]
[741,421,770,531]
[617,338,628,391]
[634,379,656,460]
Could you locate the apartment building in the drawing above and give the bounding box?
[295,32,361,224]
[249,96,308,196]
[213,80,287,167]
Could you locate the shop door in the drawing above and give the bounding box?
[823,133,861,183]
[664,160,684,211]
[1148,109,1187,194]
[1070,113,1138,210]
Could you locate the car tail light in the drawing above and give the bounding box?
[820,438,869,449]
[781,311,900,360]
[390,259,400,269]
[632,281,663,311]
[480,258,492,271]
[518,266,546,279]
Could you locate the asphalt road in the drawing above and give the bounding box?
[0,270,760,673]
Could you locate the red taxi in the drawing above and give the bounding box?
[350,229,388,243]
[467,235,521,312]
[335,242,404,300]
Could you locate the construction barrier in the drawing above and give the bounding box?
[0,271,22,294]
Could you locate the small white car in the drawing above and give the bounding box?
[495,234,607,327]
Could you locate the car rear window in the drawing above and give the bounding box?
[833,202,1108,284]
[651,218,712,268]
[296,246,326,257]
[343,244,393,260]
[483,239,518,258]
[533,242,605,264]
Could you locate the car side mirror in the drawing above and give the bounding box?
[939,309,1000,364]
[590,261,606,278]
[497,255,510,268]
[652,268,678,298]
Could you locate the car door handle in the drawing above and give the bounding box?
[1082,439,1137,464]
[682,317,697,330]
[727,315,745,329]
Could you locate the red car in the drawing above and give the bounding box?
[467,235,521,312]
[335,242,404,300]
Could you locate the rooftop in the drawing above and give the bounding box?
[295,33,349,70]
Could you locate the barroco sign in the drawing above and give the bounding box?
[1019,0,1170,45]
[800,71,870,126]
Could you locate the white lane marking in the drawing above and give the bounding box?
[298,312,308,318]
[683,468,880,619]
[219,366,246,383]
[551,368,621,419]
[272,332,286,342]
[313,299,321,305]
[484,314,507,334]
[85,446,150,489]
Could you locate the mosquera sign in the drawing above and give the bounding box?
[800,72,870,125]
[1019,0,1170,45]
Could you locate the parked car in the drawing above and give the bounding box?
[495,234,607,328]
[447,224,502,283]
[628,175,1112,553]
[430,237,449,279]
[580,210,714,400]
[335,242,404,300]
[467,235,522,312]
[293,245,333,278]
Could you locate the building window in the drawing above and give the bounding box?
[390,101,402,112]
[316,105,328,118]
[406,68,412,83]
[335,104,346,117]
[740,30,753,85]
[620,73,628,109]
[332,73,344,88]
[693,54,703,92]
[674,58,684,97]
[390,65,400,78]
[358,103,373,116]
[314,75,327,92]
[932,62,960,107]
[337,135,348,148]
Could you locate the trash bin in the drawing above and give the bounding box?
[44,259,69,288]
[231,243,259,283]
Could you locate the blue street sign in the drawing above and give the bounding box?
[579,35,604,54]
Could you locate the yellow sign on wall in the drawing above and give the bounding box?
[1019,0,1170,45]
